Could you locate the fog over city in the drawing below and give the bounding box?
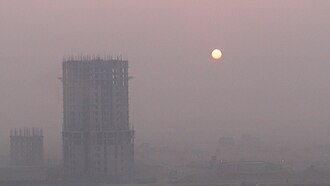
[0,0,330,181]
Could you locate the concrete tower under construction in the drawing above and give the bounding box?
[10,128,44,167]
[62,56,134,182]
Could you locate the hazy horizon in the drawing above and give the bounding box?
[0,0,330,161]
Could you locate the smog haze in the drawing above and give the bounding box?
[0,0,330,162]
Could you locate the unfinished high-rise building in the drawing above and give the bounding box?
[10,128,44,166]
[62,55,134,183]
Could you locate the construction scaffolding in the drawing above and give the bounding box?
[62,56,134,183]
[10,128,44,167]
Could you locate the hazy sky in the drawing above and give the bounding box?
[0,0,329,158]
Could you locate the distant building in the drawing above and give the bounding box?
[218,137,235,149]
[240,134,260,149]
[0,154,9,167]
[10,128,44,166]
[217,161,282,173]
[217,137,236,161]
[62,55,134,183]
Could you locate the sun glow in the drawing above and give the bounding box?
[211,49,222,60]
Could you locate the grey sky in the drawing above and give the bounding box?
[0,0,329,158]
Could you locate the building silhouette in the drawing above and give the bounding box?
[62,55,134,182]
[10,128,44,166]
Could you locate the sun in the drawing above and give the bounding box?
[211,49,222,60]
